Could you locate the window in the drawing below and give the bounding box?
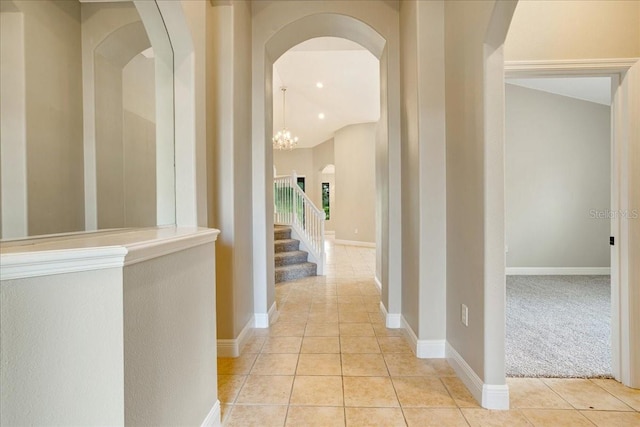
[322,182,330,220]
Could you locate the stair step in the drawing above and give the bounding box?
[274,238,299,253]
[275,262,317,283]
[275,250,309,267]
[274,226,292,240]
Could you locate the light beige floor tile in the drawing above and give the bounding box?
[339,311,372,323]
[359,283,381,295]
[261,337,303,354]
[301,336,340,353]
[368,312,386,323]
[427,359,457,376]
[403,408,470,427]
[362,295,382,305]
[344,407,406,427]
[520,409,594,427]
[365,303,382,313]
[308,311,340,323]
[342,353,389,376]
[225,404,288,427]
[218,353,258,375]
[285,406,345,427]
[339,323,375,337]
[590,379,640,411]
[343,376,399,407]
[218,375,246,403]
[580,410,640,427]
[336,284,363,296]
[297,353,342,375]
[377,337,413,354]
[543,378,633,411]
[341,337,381,353]
[244,336,266,353]
[338,296,364,305]
[236,375,294,405]
[372,323,405,337]
[392,377,456,407]
[310,303,338,314]
[441,377,480,408]
[277,311,310,323]
[268,322,307,337]
[384,353,437,376]
[461,408,532,427]
[338,303,368,313]
[305,322,340,337]
[251,353,299,375]
[507,378,572,409]
[289,375,344,406]
[221,403,232,425]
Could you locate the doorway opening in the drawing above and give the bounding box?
[504,76,613,378]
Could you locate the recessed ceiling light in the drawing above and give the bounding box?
[316,82,324,89]
[318,113,325,120]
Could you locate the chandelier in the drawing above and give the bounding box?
[272,87,299,150]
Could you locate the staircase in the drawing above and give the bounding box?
[274,225,317,283]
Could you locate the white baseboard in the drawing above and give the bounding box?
[401,316,445,358]
[445,342,509,410]
[334,239,376,248]
[217,316,254,357]
[379,302,401,329]
[374,276,382,292]
[254,302,278,328]
[506,267,610,275]
[201,400,220,427]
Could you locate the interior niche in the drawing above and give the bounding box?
[0,0,175,239]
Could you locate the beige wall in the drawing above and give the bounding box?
[505,0,640,61]
[124,244,217,425]
[506,84,611,269]
[16,0,85,236]
[399,0,447,343]
[334,122,377,243]
[209,0,254,340]
[1,268,125,425]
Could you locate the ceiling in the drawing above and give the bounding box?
[507,77,612,106]
[273,37,380,149]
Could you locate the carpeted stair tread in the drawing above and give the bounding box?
[274,226,292,240]
[275,250,309,267]
[274,238,300,253]
[275,262,317,283]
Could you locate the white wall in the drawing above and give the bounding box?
[334,122,377,243]
[506,84,611,270]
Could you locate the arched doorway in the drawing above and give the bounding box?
[252,8,402,329]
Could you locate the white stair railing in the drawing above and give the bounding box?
[274,171,325,275]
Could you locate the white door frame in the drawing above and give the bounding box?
[504,58,640,386]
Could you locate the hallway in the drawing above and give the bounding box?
[217,239,640,426]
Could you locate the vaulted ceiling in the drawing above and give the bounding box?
[273,37,380,149]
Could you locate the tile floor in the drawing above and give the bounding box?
[218,238,640,426]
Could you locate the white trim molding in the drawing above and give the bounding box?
[505,58,640,77]
[334,239,376,248]
[506,267,611,276]
[374,276,382,292]
[379,301,401,329]
[0,227,219,281]
[217,316,254,358]
[254,302,278,328]
[401,316,446,358]
[446,342,510,410]
[201,400,220,427]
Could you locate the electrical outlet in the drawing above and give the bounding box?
[461,304,469,326]
[354,228,358,234]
